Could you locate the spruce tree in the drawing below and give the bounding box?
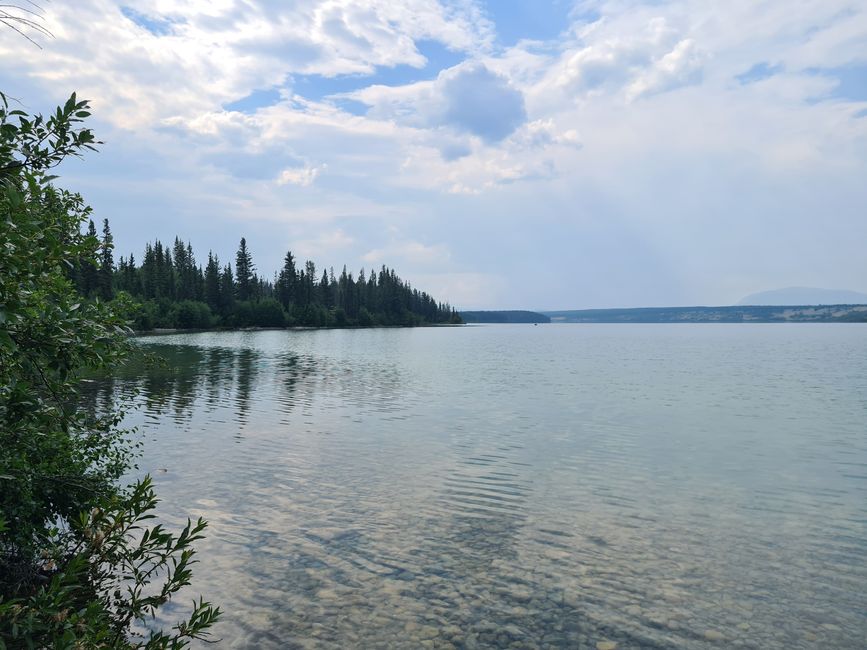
[235,238,254,301]
[79,219,99,296]
[320,269,333,308]
[304,260,316,306]
[276,250,296,309]
[99,218,114,300]
[204,252,221,312]
[219,264,235,316]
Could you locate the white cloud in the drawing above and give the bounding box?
[277,163,326,186]
[347,60,527,143]
[626,38,703,100]
[408,272,507,309]
[362,240,450,266]
[527,14,705,109]
[0,0,493,128]
[511,119,582,149]
[293,228,355,259]
[4,0,867,307]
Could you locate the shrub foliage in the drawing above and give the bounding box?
[0,92,219,647]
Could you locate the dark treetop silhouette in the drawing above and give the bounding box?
[71,222,462,330]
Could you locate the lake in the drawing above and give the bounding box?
[99,324,867,648]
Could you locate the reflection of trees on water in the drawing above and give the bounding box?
[204,346,237,410]
[83,344,330,435]
[77,376,121,424]
[233,348,256,427]
[85,342,413,440]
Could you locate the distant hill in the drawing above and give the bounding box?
[543,305,867,323]
[460,310,551,324]
[739,287,867,306]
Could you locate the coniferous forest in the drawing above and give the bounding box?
[72,220,462,330]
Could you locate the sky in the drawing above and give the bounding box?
[1,0,866,310]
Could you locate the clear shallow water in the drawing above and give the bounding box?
[97,325,867,648]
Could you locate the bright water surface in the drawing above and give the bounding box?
[102,325,867,649]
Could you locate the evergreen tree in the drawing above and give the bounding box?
[304,261,317,306]
[219,264,235,316]
[320,269,333,308]
[173,237,193,300]
[235,238,255,301]
[98,218,114,300]
[276,250,296,309]
[101,233,459,329]
[78,219,99,296]
[125,252,140,294]
[204,252,221,312]
[140,243,157,299]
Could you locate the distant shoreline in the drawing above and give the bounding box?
[460,305,867,324]
[542,304,867,323]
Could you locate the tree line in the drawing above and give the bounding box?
[71,221,462,330]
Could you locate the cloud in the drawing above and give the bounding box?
[347,61,527,143]
[293,228,355,260]
[626,38,704,100]
[407,272,507,309]
[1,0,494,129]
[511,119,581,149]
[435,62,527,142]
[277,163,326,187]
[437,138,473,161]
[554,17,674,91]
[4,0,867,309]
[362,240,450,266]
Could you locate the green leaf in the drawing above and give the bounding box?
[0,329,15,351]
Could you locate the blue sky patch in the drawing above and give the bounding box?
[736,62,783,84]
[330,98,370,117]
[120,6,177,36]
[224,87,283,114]
[824,65,867,101]
[806,64,867,103]
[295,40,465,102]
[483,0,576,46]
[223,40,465,115]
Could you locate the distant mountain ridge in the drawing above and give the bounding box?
[739,287,867,306]
[460,310,550,324]
[543,305,867,323]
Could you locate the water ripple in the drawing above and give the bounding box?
[87,325,867,649]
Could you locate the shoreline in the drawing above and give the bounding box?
[134,323,464,336]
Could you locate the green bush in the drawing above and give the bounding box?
[0,92,219,646]
[229,300,254,327]
[357,306,375,327]
[252,298,285,327]
[172,300,213,329]
[0,478,219,648]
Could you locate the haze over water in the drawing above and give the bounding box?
[101,325,867,649]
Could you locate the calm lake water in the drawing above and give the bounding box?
[99,325,867,648]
